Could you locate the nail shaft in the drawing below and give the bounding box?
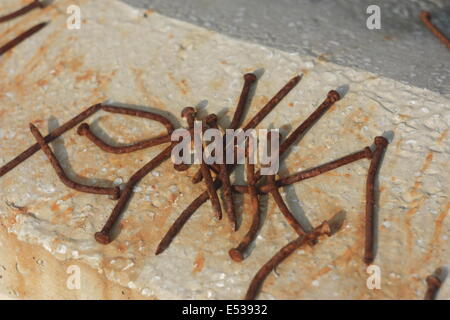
[206,114,235,228]
[245,221,331,300]
[0,22,48,56]
[0,104,102,179]
[229,138,260,261]
[29,123,120,199]
[364,136,388,264]
[267,174,306,236]
[95,143,174,244]
[231,146,372,194]
[420,11,450,51]
[194,113,222,220]
[0,0,45,23]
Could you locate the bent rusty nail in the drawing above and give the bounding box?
[206,114,236,229]
[77,105,174,154]
[77,123,172,154]
[229,138,260,261]
[267,174,306,237]
[95,143,174,244]
[245,221,331,300]
[364,136,388,265]
[156,75,302,254]
[0,103,102,179]
[420,11,450,51]
[100,104,174,134]
[29,123,120,199]
[0,21,48,56]
[0,0,45,23]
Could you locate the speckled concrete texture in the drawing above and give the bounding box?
[123,0,450,97]
[0,0,448,300]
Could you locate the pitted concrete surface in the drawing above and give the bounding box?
[122,0,450,97]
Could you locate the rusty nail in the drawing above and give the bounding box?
[76,104,174,154]
[0,0,46,23]
[420,11,450,51]
[0,22,48,56]
[424,274,442,300]
[95,143,174,244]
[0,104,102,179]
[243,75,302,131]
[206,113,236,229]
[29,123,120,199]
[364,136,388,265]
[245,221,331,300]
[229,137,260,261]
[257,146,373,193]
[194,113,222,220]
[267,174,307,237]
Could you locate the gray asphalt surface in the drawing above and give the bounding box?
[122,0,450,96]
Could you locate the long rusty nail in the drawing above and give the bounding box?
[95,143,174,244]
[245,221,332,300]
[243,75,302,131]
[0,104,102,179]
[364,136,388,265]
[156,75,301,254]
[229,137,260,261]
[259,146,372,193]
[0,22,48,56]
[249,89,340,184]
[206,113,236,229]
[0,0,45,23]
[229,73,258,130]
[192,112,222,220]
[77,123,172,154]
[420,11,450,51]
[29,123,120,199]
[279,90,340,156]
[424,274,442,300]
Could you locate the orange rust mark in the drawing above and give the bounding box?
[63,207,74,215]
[395,138,403,150]
[75,69,95,82]
[220,60,228,65]
[288,102,294,107]
[405,197,426,252]
[36,79,48,87]
[423,202,450,263]
[300,69,309,76]
[437,129,448,144]
[193,252,205,273]
[258,95,269,105]
[168,33,174,39]
[50,202,60,212]
[144,9,154,16]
